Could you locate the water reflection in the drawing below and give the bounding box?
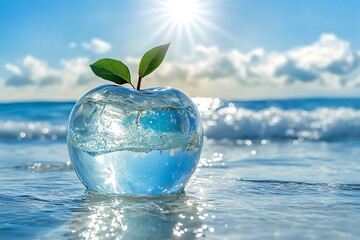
[67,192,208,239]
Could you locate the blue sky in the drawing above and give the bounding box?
[1,0,360,100]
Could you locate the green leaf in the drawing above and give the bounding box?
[138,43,170,78]
[90,58,132,85]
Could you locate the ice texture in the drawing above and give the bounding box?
[67,85,203,195]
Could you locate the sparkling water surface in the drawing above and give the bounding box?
[1,98,360,239]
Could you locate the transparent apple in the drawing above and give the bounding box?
[67,85,203,195]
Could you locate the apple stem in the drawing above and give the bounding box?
[136,76,142,90]
[129,82,136,89]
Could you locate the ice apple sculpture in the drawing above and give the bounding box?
[67,44,203,195]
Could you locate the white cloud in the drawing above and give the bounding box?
[143,33,360,91]
[5,63,22,75]
[0,55,99,100]
[4,55,92,88]
[23,55,59,82]
[81,38,112,54]
[1,33,360,100]
[275,33,359,85]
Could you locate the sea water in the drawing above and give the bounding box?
[1,98,360,239]
[68,147,200,195]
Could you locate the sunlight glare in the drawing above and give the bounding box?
[146,0,233,54]
[167,0,199,23]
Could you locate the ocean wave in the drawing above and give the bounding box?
[0,120,67,141]
[2,104,360,142]
[201,104,360,141]
[13,161,72,172]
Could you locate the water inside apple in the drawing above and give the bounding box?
[67,85,203,195]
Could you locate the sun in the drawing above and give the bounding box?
[166,0,200,24]
[146,0,222,53]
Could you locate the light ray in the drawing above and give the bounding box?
[143,0,234,54]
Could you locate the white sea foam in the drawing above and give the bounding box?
[200,105,360,141]
[2,99,360,142]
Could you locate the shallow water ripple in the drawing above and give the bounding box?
[1,127,360,239]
